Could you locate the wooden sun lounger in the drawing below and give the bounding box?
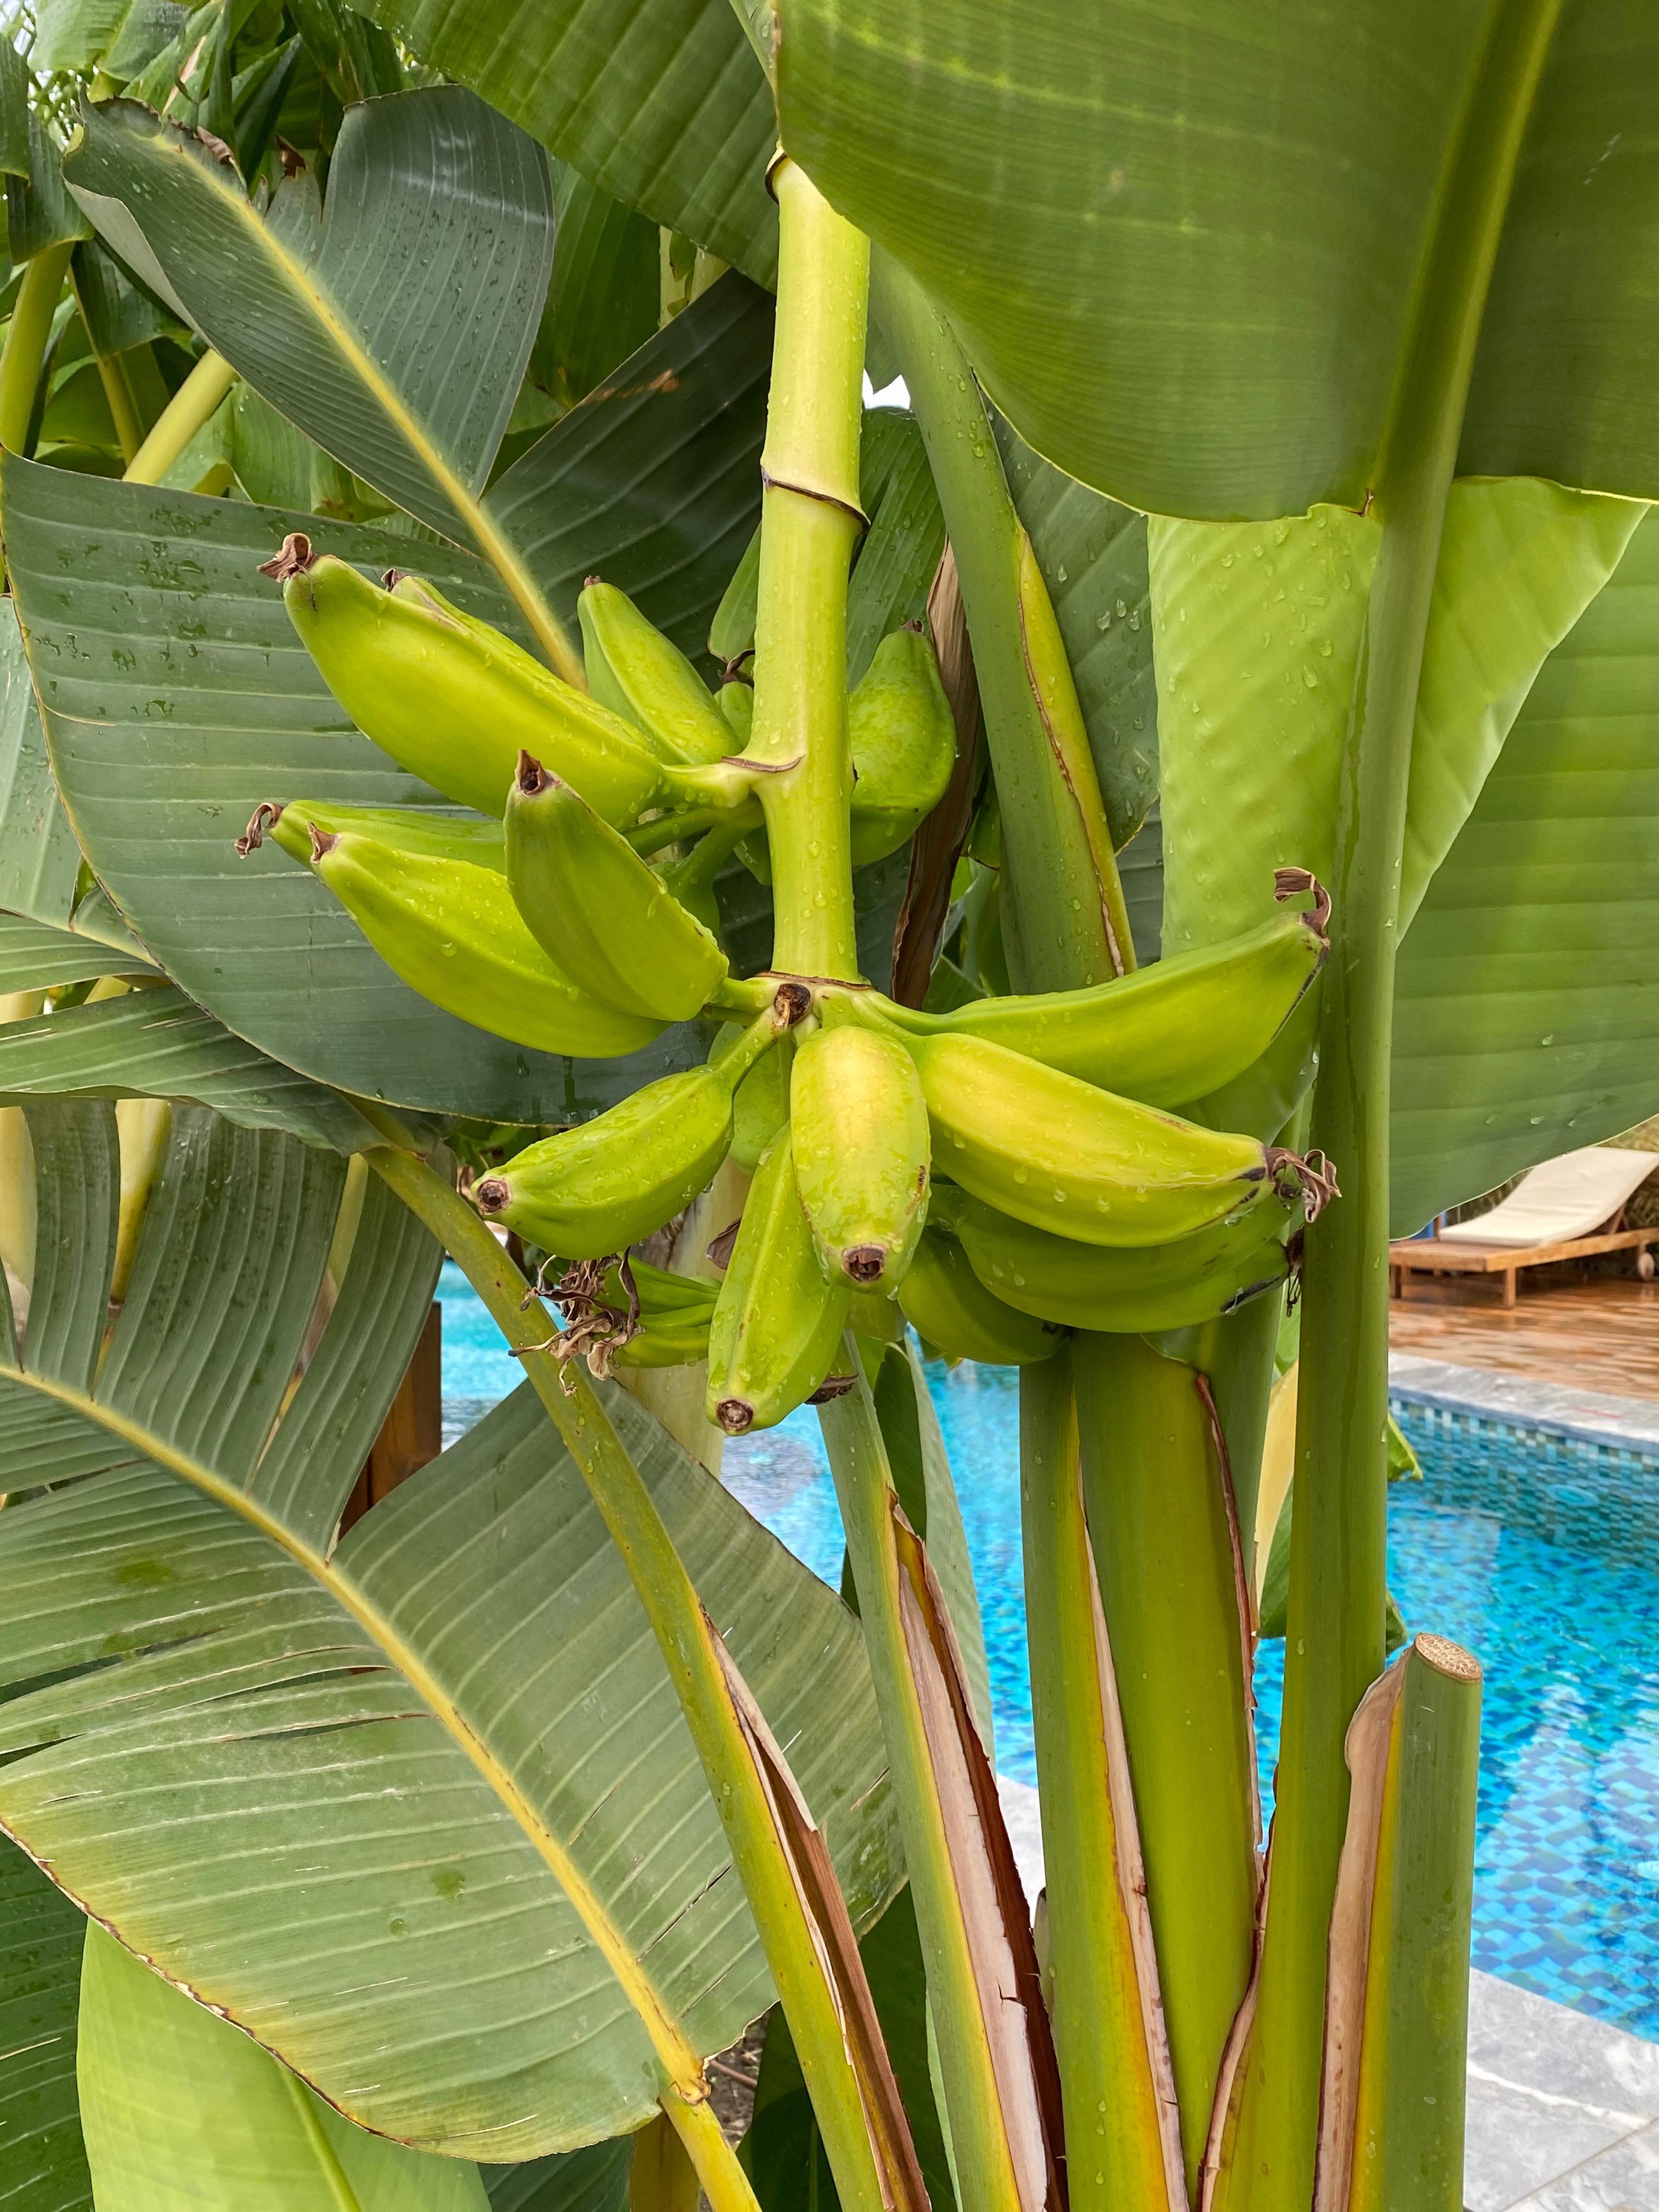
[1389,1217,1659,1308]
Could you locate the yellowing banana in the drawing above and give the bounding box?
[304,828,665,1057]
[267,540,746,825]
[504,755,730,1023]
[851,873,1329,1108]
[791,1022,930,1287]
[897,1226,1060,1365]
[473,1005,785,1257]
[904,1028,1327,1246]
[579,579,735,765]
[706,1124,849,1434]
[846,625,956,864]
[930,1184,1295,1334]
[238,798,504,871]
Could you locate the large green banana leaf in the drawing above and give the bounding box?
[0,915,136,995]
[1391,507,1659,1227]
[0,1104,900,2157]
[354,0,777,285]
[0,1838,90,2212]
[79,1925,490,2211]
[0,986,377,1150]
[65,91,555,567]
[528,167,659,420]
[776,0,1659,520]
[1151,479,1641,953]
[2,263,774,1119]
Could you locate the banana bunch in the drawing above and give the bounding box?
[246,534,1341,1409]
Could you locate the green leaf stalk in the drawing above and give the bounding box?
[1217,2,1568,2199]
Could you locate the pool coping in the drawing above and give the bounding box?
[1390,1350,1659,1458]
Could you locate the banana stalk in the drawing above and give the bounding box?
[819,1343,1064,2212]
[1020,1353,1186,2212]
[1219,7,1567,2199]
[870,249,1133,994]
[1072,1334,1260,2199]
[0,242,74,461]
[368,1144,922,2212]
[1313,1637,1482,2212]
[123,349,238,487]
[743,159,868,981]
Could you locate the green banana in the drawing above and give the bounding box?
[848,1286,907,1345]
[849,872,1329,1108]
[579,579,735,765]
[897,1224,1061,1365]
[903,1027,1334,1246]
[706,1123,850,1434]
[846,624,957,864]
[304,828,664,1058]
[237,798,504,870]
[932,1183,1295,1333]
[265,538,746,824]
[473,1005,786,1257]
[504,754,730,1023]
[547,1255,715,1370]
[712,1020,791,1172]
[791,1022,930,1287]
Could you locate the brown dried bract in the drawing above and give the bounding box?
[234,800,284,857]
[257,532,315,583]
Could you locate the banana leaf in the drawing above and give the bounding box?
[31,0,186,76]
[354,0,777,285]
[0,1103,900,2157]
[0,985,379,1150]
[0,1837,90,2212]
[775,0,1659,520]
[78,1925,490,2209]
[65,91,555,567]
[484,2142,633,2212]
[527,167,659,418]
[1392,506,1659,1227]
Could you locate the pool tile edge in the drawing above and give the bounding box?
[1390,1352,1659,1459]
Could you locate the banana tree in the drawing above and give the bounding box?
[0,2,1654,2210]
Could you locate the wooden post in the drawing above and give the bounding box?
[338,1302,442,1534]
[1502,1269,1516,1310]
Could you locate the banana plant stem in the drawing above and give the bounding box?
[0,243,74,459]
[747,160,867,981]
[871,249,1132,994]
[123,348,237,486]
[1020,1352,1184,2212]
[365,1144,896,2212]
[1218,3,1568,2201]
[819,1341,1028,2212]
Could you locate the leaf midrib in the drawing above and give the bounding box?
[0,1356,707,2096]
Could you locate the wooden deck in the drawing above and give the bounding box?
[1390,1266,1659,1401]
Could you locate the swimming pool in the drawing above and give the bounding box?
[437,1267,1659,2044]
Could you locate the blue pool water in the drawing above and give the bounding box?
[437,1268,1659,2042]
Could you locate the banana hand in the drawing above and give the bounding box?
[579,579,735,766]
[706,1122,849,1434]
[304,827,664,1058]
[897,1225,1061,1365]
[473,1003,786,1257]
[505,755,730,1023]
[791,1022,930,1288]
[267,540,747,825]
[712,1020,791,1173]
[850,872,1329,1109]
[931,1183,1298,1333]
[905,1026,1334,1246]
